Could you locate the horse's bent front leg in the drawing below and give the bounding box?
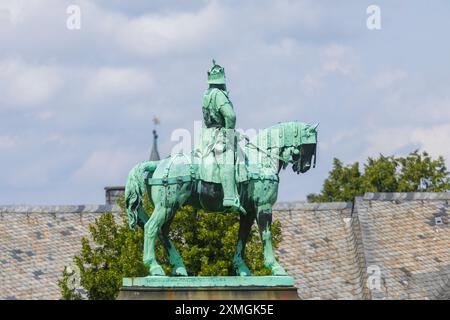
[143,205,167,276]
[233,210,255,276]
[256,205,287,276]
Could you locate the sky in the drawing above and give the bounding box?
[0,0,449,205]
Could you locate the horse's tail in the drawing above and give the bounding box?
[125,161,159,230]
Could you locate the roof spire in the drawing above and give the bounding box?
[150,116,161,161]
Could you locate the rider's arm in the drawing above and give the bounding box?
[220,103,236,129]
[216,91,236,129]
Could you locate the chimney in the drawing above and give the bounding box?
[105,186,125,205]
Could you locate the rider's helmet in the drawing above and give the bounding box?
[207,59,226,85]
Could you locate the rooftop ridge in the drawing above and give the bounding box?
[0,202,353,214]
[274,201,352,211]
[363,192,450,201]
[0,204,121,214]
[1,193,448,213]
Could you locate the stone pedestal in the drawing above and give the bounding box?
[117,276,299,300]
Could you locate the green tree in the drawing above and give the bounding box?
[362,155,398,193]
[397,150,450,192]
[59,195,282,299]
[308,150,450,202]
[58,210,147,300]
[307,158,362,202]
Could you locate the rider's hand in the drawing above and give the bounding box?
[236,131,249,142]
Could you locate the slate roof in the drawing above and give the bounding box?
[273,202,367,300]
[354,193,450,300]
[0,205,121,300]
[0,193,449,300]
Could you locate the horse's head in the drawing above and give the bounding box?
[292,143,316,173]
[279,123,318,174]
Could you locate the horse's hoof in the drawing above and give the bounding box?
[237,269,252,276]
[235,262,252,276]
[271,265,288,276]
[173,266,188,276]
[150,264,165,276]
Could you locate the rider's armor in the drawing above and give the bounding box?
[202,60,245,214]
[202,88,232,128]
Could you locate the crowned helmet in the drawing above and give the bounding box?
[207,59,226,84]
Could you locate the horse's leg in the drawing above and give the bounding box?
[233,210,255,276]
[143,204,168,276]
[159,209,188,276]
[256,204,288,276]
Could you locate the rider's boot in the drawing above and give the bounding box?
[220,165,246,214]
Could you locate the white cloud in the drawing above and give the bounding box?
[260,37,305,58]
[113,2,225,57]
[0,58,63,109]
[301,44,358,93]
[364,127,416,158]
[43,133,66,145]
[0,1,449,204]
[36,110,55,121]
[0,0,25,25]
[71,148,144,185]
[0,135,17,150]
[372,69,408,89]
[8,158,51,188]
[418,96,450,122]
[321,44,357,75]
[364,124,450,164]
[320,129,358,153]
[411,124,450,161]
[85,67,154,99]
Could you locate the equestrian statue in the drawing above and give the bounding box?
[125,60,318,277]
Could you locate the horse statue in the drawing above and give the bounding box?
[125,121,318,277]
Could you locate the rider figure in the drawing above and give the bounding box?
[202,60,246,214]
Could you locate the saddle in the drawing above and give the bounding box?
[147,128,279,187]
[146,150,248,187]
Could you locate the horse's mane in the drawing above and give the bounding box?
[248,121,308,150]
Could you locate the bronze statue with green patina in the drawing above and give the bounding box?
[202,60,246,214]
[125,61,318,277]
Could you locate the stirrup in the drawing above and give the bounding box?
[223,198,246,215]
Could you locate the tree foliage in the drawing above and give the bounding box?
[59,195,282,300]
[58,210,147,300]
[308,150,450,202]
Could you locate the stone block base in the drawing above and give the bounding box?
[118,286,299,300]
[117,276,299,300]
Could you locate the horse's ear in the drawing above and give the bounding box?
[312,123,319,131]
[306,123,319,135]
